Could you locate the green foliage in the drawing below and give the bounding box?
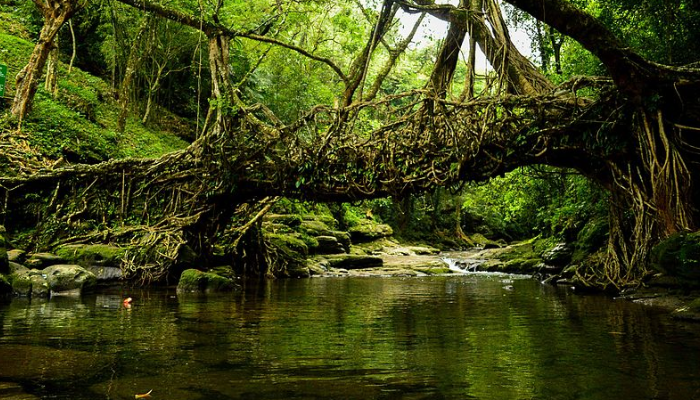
[462,167,608,240]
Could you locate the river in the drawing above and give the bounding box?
[1,273,700,399]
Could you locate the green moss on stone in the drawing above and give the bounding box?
[268,233,309,257]
[651,232,700,281]
[348,221,393,243]
[177,269,236,293]
[54,244,129,267]
[299,220,334,237]
[573,218,609,262]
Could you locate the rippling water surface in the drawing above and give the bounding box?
[1,274,700,399]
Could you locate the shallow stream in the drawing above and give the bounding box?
[1,272,700,399]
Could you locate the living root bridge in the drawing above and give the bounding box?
[0,81,611,281]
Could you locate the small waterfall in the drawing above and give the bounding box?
[442,256,484,273]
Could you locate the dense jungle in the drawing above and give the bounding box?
[0,0,700,300]
[5,1,700,399]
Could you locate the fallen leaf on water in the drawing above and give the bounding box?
[135,389,152,399]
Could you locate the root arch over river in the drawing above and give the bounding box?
[2,0,700,289]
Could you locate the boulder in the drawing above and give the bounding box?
[86,266,123,282]
[263,214,303,227]
[347,221,393,243]
[54,244,129,268]
[9,262,26,274]
[299,219,335,237]
[325,254,383,270]
[177,269,237,293]
[313,235,346,254]
[650,232,700,282]
[268,233,309,257]
[306,258,330,276]
[6,249,26,263]
[574,217,609,258]
[285,262,311,278]
[331,231,352,252]
[542,242,573,266]
[671,298,700,321]
[11,269,50,297]
[24,253,65,269]
[302,214,339,229]
[43,265,97,295]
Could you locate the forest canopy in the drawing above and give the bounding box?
[1,0,699,289]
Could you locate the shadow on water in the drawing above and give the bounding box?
[1,276,700,399]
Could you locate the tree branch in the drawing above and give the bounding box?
[114,0,348,83]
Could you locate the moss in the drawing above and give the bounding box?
[502,258,541,273]
[299,220,334,237]
[573,217,609,262]
[177,269,236,293]
[54,244,129,267]
[210,265,236,280]
[468,233,503,249]
[651,232,700,281]
[268,233,309,257]
[302,214,338,229]
[264,214,303,227]
[43,265,97,293]
[348,220,393,243]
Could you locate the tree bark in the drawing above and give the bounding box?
[116,16,151,133]
[11,0,84,121]
[44,35,59,98]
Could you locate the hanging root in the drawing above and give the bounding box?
[576,109,694,290]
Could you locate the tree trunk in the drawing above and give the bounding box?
[116,16,151,133]
[11,0,82,121]
[44,35,59,98]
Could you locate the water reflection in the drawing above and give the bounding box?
[0,276,699,399]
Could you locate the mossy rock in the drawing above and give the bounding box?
[468,233,503,249]
[299,220,334,237]
[11,269,50,297]
[331,231,351,251]
[302,214,338,229]
[267,233,309,257]
[54,244,130,268]
[651,232,700,281]
[24,253,66,269]
[541,242,573,266]
[573,217,609,262]
[262,222,296,234]
[348,221,393,243]
[285,262,311,278]
[494,240,540,263]
[263,214,303,227]
[210,265,236,280]
[502,258,542,274]
[312,236,346,255]
[43,265,97,295]
[671,298,700,321]
[177,269,237,293]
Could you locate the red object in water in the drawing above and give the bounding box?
[123,297,133,306]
